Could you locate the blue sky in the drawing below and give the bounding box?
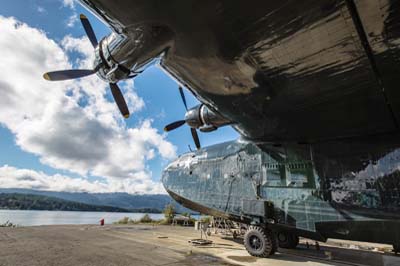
[0,0,238,193]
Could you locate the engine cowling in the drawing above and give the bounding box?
[93,25,174,83]
[185,104,231,132]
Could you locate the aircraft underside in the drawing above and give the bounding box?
[80,0,400,142]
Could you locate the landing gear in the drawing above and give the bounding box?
[394,243,400,254]
[232,230,238,239]
[243,226,277,257]
[277,231,299,249]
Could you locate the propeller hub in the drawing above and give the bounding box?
[98,64,127,83]
[93,37,131,84]
[185,105,203,128]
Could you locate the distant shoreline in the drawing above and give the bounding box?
[0,209,166,227]
[0,188,193,213]
[0,208,162,213]
[0,193,163,213]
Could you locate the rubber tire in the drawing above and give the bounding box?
[244,226,277,257]
[277,231,299,249]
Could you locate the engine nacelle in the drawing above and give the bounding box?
[93,25,174,83]
[185,104,231,131]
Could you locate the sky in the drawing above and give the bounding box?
[0,0,239,194]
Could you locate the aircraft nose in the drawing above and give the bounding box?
[161,168,168,188]
[161,156,188,194]
[161,160,175,192]
[161,153,196,194]
[161,168,179,198]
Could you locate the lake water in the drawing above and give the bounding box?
[0,210,165,226]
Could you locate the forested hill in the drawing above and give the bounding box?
[0,193,132,212]
[0,188,191,213]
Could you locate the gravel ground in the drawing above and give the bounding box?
[0,224,398,266]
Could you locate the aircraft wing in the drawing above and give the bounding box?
[79,0,400,143]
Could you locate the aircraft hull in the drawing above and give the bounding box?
[162,139,400,246]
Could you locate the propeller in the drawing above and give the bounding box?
[43,69,95,81]
[110,83,130,118]
[42,14,130,119]
[164,120,185,132]
[190,128,201,150]
[179,86,188,111]
[164,87,201,150]
[80,14,98,48]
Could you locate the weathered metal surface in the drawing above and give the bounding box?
[162,139,400,245]
[80,0,400,142]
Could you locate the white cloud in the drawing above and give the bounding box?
[62,0,75,9]
[0,16,176,193]
[61,35,94,68]
[37,6,46,13]
[0,165,165,194]
[66,14,78,28]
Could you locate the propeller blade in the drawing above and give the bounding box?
[43,69,95,81]
[109,83,130,118]
[190,128,201,150]
[179,86,188,111]
[80,14,98,48]
[164,120,186,132]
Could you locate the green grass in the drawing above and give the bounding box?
[114,215,163,225]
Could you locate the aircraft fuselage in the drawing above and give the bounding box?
[162,139,400,247]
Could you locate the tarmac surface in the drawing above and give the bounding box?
[0,224,399,266]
